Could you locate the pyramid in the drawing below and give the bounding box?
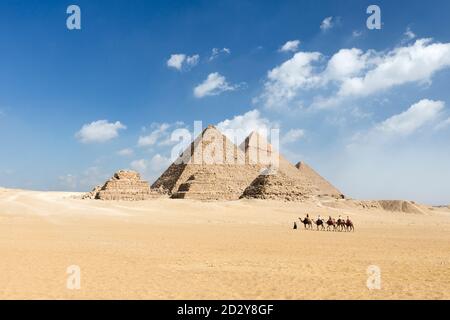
[239,131,316,200]
[152,126,344,201]
[84,170,166,200]
[295,162,344,199]
[152,125,262,200]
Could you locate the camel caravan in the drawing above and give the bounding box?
[294,215,354,232]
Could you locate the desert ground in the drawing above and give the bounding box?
[0,187,449,299]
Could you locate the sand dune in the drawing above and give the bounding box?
[0,188,449,299]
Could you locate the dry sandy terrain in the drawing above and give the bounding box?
[0,188,449,299]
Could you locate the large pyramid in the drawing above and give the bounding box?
[152,125,262,200]
[295,162,344,199]
[152,126,344,201]
[84,170,166,200]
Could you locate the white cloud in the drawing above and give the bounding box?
[117,148,134,156]
[279,40,300,52]
[320,16,334,31]
[138,122,186,147]
[130,154,172,182]
[194,72,239,98]
[149,154,172,172]
[138,123,170,147]
[375,99,444,136]
[130,159,148,171]
[167,53,199,71]
[186,54,200,66]
[323,48,370,81]
[209,48,231,61]
[337,39,450,98]
[216,109,275,144]
[258,39,450,110]
[75,120,126,144]
[281,129,305,144]
[349,99,446,147]
[259,52,322,108]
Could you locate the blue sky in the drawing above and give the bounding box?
[1,0,450,204]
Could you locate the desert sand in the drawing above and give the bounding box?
[0,188,449,300]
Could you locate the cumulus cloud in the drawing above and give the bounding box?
[167,53,199,71]
[194,72,240,98]
[336,39,450,99]
[279,40,300,52]
[216,109,275,144]
[350,99,445,147]
[323,48,370,82]
[75,120,126,143]
[375,99,444,136]
[259,52,322,108]
[320,16,334,31]
[257,39,450,109]
[281,129,305,144]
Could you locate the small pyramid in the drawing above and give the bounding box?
[296,162,344,199]
[241,169,308,201]
[85,170,166,201]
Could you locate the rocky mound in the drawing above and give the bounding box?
[377,200,425,214]
[323,199,427,214]
[83,170,166,201]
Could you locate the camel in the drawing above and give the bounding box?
[326,217,337,231]
[336,218,346,232]
[313,218,325,231]
[345,217,355,232]
[298,217,313,230]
